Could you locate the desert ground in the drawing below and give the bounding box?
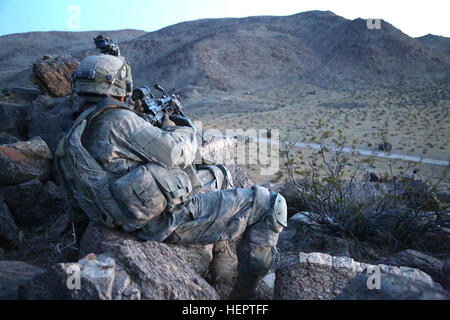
[187,83,450,186]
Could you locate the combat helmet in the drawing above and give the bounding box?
[72,54,133,100]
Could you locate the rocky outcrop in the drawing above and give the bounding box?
[21,243,219,300]
[0,137,52,185]
[0,88,41,104]
[0,102,28,139]
[26,95,84,154]
[80,223,214,278]
[0,195,21,246]
[274,252,441,300]
[31,55,79,97]
[0,261,44,299]
[337,273,450,300]
[378,250,449,290]
[264,182,308,215]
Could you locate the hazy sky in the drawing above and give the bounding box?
[0,0,449,37]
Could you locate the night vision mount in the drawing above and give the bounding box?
[93,35,121,56]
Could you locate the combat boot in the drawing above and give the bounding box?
[209,240,237,284]
[228,273,264,300]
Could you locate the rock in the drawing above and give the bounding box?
[277,218,354,259]
[257,272,276,300]
[378,250,449,290]
[0,178,63,227]
[336,273,450,300]
[0,261,44,299]
[80,222,214,278]
[20,253,116,300]
[367,171,382,182]
[0,146,42,185]
[112,239,218,299]
[0,179,43,218]
[0,102,28,138]
[167,243,214,276]
[263,182,308,215]
[0,195,21,246]
[78,222,137,258]
[0,87,41,104]
[0,137,52,185]
[378,142,392,152]
[27,95,84,154]
[274,252,440,300]
[0,132,21,145]
[31,55,80,97]
[21,243,219,300]
[444,258,450,288]
[4,136,52,181]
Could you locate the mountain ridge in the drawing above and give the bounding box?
[1,11,449,94]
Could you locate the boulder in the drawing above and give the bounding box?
[31,55,79,97]
[112,239,218,299]
[0,132,21,145]
[264,182,308,215]
[0,195,21,246]
[0,145,43,185]
[0,137,52,185]
[27,95,84,154]
[0,261,44,299]
[0,102,28,138]
[274,252,441,300]
[4,136,52,181]
[0,178,63,227]
[21,244,219,300]
[0,87,41,104]
[80,222,214,277]
[19,253,117,300]
[277,214,369,261]
[167,243,213,276]
[336,273,450,300]
[378,250,449,290]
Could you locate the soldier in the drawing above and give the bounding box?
[56,54,287,300]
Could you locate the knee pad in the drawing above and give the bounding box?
[266,193,287,233]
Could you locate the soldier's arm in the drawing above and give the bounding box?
[128,119,198,169]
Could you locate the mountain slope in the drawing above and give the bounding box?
[0,11,449,93]
[416,34,450,55]
[0,29,146,87]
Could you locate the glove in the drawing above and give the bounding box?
[169,114,195,129]
[133,99,144,113]
[161,112,176,129]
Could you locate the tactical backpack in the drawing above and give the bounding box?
[55,100,194,232]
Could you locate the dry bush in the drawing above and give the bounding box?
[283,122,449,254]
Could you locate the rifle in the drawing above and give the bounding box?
[131,83,194,128]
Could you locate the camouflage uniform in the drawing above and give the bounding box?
[57,54,287,299]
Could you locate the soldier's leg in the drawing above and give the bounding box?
[164,185,287,299]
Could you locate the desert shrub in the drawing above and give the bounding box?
[283,122,449,254]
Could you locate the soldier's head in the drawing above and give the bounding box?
[72,54,133,103]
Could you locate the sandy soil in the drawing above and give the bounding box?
[188,83,449,185]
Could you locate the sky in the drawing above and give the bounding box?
[0,0,449,38]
